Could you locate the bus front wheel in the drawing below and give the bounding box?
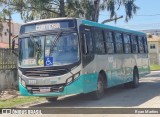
[46,97,58,102]
[91,74,105,100]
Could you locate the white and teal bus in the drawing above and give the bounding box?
[12,18,150,101]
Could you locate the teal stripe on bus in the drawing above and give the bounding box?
[19,73,98,97]
[19,66,149,97]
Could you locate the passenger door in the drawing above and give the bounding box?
[79,25,94,67]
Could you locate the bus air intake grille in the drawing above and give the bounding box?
[23,69,68,77]
[27,84,65,94]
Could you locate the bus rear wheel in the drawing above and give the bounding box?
[125,68,139,88]
[91,75,105,100]
[46,97,58,102]
[131,69,139,88]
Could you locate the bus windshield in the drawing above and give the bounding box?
[19,32,80,67]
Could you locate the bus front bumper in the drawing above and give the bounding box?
[19,76,89,97]
[19,74,98,97]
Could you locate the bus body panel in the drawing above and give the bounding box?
[19,73,98,96]
[80,19,149,88]
[81,54,149,88]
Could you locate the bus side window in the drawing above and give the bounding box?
[81,32,93,55]
[138,36,145,53]
[94,29,105,54]
[80,29,94,67]
[131,36,138,53]
[104,31,114,54]
[143,37,148,53]
[81,34,88,54]
[123,34,131,54]
[115,32,123,53]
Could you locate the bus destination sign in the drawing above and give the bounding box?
[36,23,60,31]
[20,20,75,34]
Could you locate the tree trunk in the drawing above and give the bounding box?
[92,0,100,22]
[59,0,65,17]
[0,22,3,32]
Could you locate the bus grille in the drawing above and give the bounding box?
[22,69,68,77]
[27,84,65,94]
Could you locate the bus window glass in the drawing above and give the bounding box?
[19,33,80,67]
[95,30,105,54]
[138,37,144,53]
[19,36,45,67]
[131,36,138,53]
[123,34,131,53]
[115,33,123,53]
[104,31,114,53]
[143,37,148,53]
[84,32,93,54]
[47,33,79,65]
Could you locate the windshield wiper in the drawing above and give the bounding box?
[52,31,62,46]
[30,36,41,52]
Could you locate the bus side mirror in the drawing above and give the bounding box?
[11,35,18,56]
[12,39,15,51]
[81,34,88,54]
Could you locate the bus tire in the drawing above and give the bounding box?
[91,74,105,100]
[131,68,139,88]
[46,97,58,102]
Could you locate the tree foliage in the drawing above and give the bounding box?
[0,0,6,32]
[6,0,62,22]
[0,0,139,23]
[101,0,139,22]
[65,0,95,20]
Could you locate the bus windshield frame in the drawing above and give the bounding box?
[18,31,80,68]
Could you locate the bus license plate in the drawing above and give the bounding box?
[39,87,50,92]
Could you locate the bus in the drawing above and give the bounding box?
[12,18,150,101]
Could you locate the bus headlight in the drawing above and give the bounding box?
[66,72,80,85]
[66,77,73,84]
[73,72,80,79]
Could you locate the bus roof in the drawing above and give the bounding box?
[22,17,146,36]
[82,19,146,36]
[23,17,76,25]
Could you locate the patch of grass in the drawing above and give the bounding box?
[150,65,160,71]
[0,97,45,108]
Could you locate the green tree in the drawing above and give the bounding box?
[0,0,139,23]
[0,0,4,32]
[101,0,139,23]
[65,0,94,20]
[66,0,139,23]
[8,0,62,22]
[0,0,66,22]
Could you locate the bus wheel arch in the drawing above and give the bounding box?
[99,70,107,89]
[90,70,107,100]
[124,66,139,88]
